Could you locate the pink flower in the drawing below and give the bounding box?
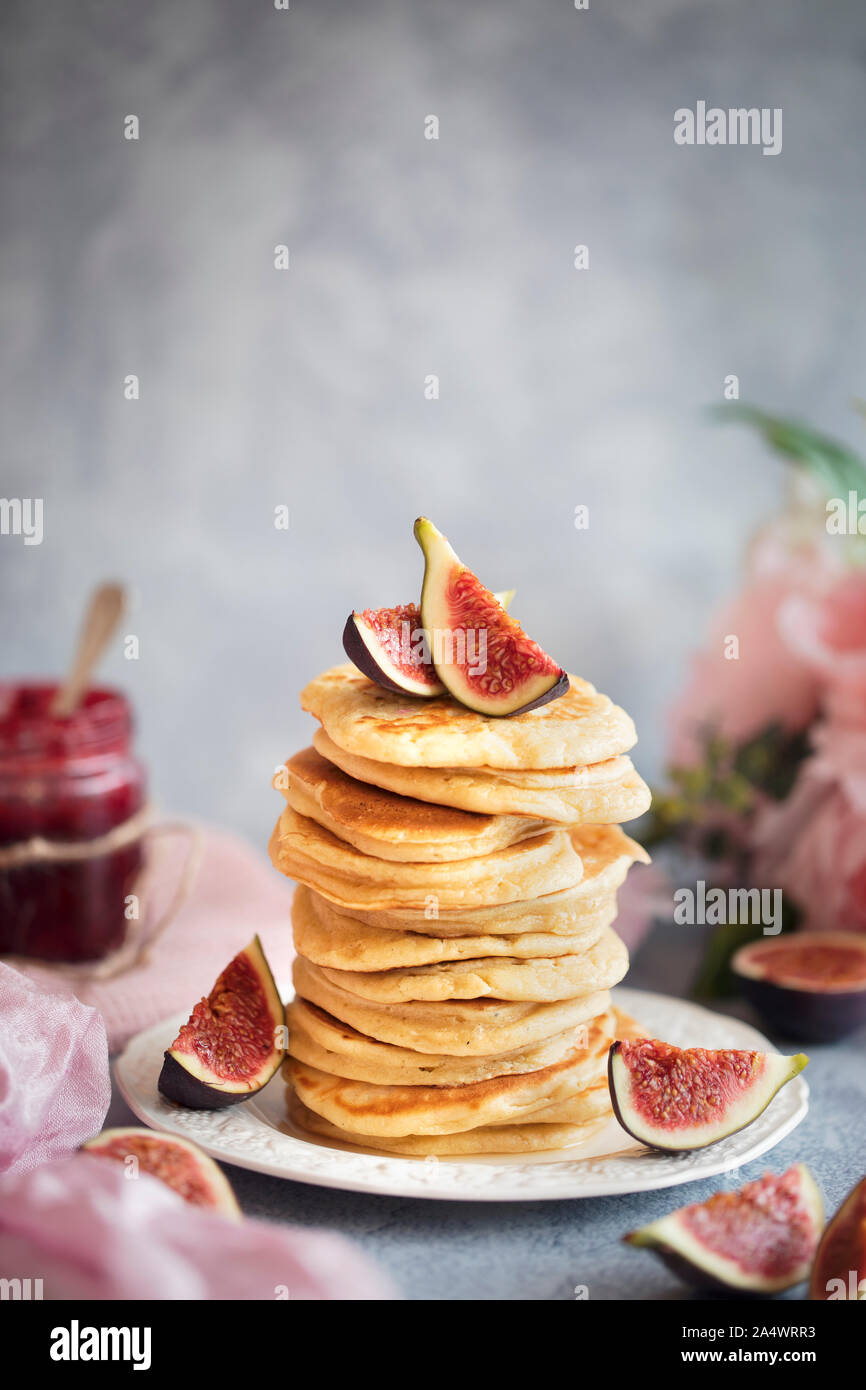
[779,570,866,723]
[751,722,866,932]
[669,571,822,765]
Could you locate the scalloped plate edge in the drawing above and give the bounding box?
[114,986,810,1201]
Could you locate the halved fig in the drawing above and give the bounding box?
[158,935,286,1110]
[343,590,516,698]
[625,1164,823,1294]
[343,603,444,696]
[414,517,568,716]
[810,1175,866,1300]
[82,1127,241,1219]
[608,1037,808,1152]
[732,932,866,1042]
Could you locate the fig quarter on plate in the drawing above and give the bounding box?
[158,935,285,1110]
[608,1037,808,1152]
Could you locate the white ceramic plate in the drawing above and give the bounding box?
[114,987,809,1202]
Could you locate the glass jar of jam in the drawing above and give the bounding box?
[0,684,147,962]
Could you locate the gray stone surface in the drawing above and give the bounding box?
[107,917,866,1301]
[4,0,866,843]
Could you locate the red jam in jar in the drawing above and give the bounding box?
[0,684,147,962]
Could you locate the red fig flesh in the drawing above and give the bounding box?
[158,935,285,1110]
[415,517,568,716]
[82,1127,241,1219]
[733,932,866,1042]
[609,1037,808,1152]
[626,1164,823,1294]
[343,603,444,696]
[343,590,517,699]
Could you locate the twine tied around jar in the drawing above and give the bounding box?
[0,806,204,981]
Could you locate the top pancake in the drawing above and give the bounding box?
[301,664,637,770]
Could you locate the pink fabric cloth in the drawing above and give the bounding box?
[0,965,111,1174]
[9,825,296,1052]
[0,829,397,1300]
[0,1154,396,1300]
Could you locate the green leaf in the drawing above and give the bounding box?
[710,403,866,498]
[732,723,811,800]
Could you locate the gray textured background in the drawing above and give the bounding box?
[2,0,865,847]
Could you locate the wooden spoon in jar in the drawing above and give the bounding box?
[50,582,127,718]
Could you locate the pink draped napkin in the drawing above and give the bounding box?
[10,824,296,1052]
[0,1154,396,1300]
[0,945,397,1300]
[0,964,111,1173]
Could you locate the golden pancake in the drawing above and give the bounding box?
[314,883,619,939]
[301,664,637,769]
[293,955,610,1054]
[313,727,650,824]
[286,1030,612,1136]
[285,998,610,1085]
[290,1091,610,1155]
[316,927,628,1003]
[297,823,647,930]
[269,807,584,911]
[612,1007,647,1042]
[276,746,546,862]
[486,1078,612,1126]
[291,885,610,969]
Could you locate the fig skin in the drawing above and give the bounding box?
[732,933,866,1043]
[158,1052,266,1110]
[158,935,286,1111]
[809,1175,866,1300]
[499,668,570,716]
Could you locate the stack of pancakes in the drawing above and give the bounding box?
[269,663,650,1156]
